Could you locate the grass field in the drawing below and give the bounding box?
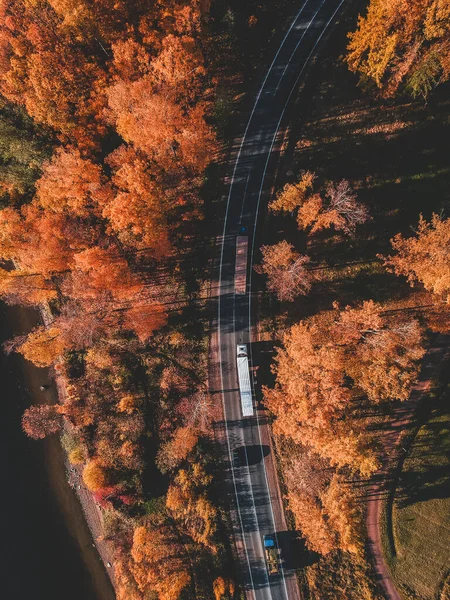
[385,386,450,600]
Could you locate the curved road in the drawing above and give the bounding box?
[216,1,346,598]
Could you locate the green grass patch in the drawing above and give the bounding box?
[142,496,166,515]
[384,387,450,600]
[315,260,384,283]
[306,549,384,600]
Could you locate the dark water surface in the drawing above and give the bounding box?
[0,302,113,600]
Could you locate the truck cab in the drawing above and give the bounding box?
[237,344,248,358]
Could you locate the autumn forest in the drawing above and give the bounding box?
[1,1,450,600]
[0,1,228,598]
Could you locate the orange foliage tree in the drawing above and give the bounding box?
[150,34,207,105]
[320,475,362,555]
[384,213,450,302]
[258,241,311,301]
[335,301,425,402]
[301,180,369,234]
[67,246,143,301]
[265,302,424,474]
[83,458,110,492]
[265,321,350,431]
[288,474,362,556]
[106,79,214,173]
[288,493,335,555]
[0,1,107,147]
[46,0,138,41]
[166,464,217,549]
[269,171,315,213]
[270,172,368,235]
[213,577,235,600]
[0,204,90,275]
[104,146,171,255]
[129,518,191,600]
[35,147,111,218]
[346,0,450,99]
[157,424,199,473]
[298,421,379,477]
[122,302,168,343]
[0,268,56,306]
[263,321,377,475]
[62,247,168,344]
[14,326,68,367]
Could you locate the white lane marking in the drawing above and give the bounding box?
[247,0,348,598]
[221,0,312,236]
[274,0,328,94]
[228,2,325,596]
[239,0,326,253]
[222,0,345,597]
[217,4,311,597]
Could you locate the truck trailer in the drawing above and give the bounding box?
[237,344,253,417]
[235,236,248,295]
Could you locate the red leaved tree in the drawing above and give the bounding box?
[257,241,311,301]
[22,404,62,439]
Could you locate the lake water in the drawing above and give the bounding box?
[0,302,114,600]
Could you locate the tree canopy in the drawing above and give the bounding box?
[347,0,450,99]
[385,214,450,301]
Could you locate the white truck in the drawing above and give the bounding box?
[237,344,254,417]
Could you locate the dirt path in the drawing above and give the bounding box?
[366,338,450,600]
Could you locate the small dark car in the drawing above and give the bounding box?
[232,449,241,468]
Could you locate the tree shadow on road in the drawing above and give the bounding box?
[276,530,320,571]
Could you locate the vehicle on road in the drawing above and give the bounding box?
[235,236,249,294]
[237,344,253,417]
[263,534,280,576]
[232,448,241,468]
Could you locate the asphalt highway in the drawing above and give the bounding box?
[217,1,346,599]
